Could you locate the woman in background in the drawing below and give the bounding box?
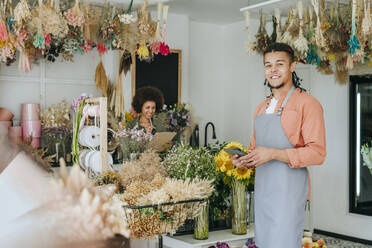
[126,86,167,134]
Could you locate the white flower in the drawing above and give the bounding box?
[119,14,136,24]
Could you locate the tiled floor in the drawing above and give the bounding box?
[313,234,372,248]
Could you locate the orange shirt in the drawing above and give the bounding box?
[249,88,326,201]
[249,87,326,168]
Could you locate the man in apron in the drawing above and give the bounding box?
[232,43,326,248]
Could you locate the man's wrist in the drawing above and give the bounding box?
[270,148,277,160]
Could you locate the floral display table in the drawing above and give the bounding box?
[163,226,254,248]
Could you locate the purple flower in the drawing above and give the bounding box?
[171,118,178,126]
[216,242,229,248]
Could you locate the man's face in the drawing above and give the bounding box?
[263,51,296,89]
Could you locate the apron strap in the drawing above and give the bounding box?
[277,86,296,115]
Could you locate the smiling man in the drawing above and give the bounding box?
[232,43,326,248]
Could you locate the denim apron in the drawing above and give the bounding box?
[254,87,308,248]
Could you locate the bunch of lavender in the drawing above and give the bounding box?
[116,127,153,161]
[162,103,191,132]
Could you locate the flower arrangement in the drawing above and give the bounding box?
[116,150,214,238]
[163,144,218,181]
[41,100,72,128]
[115,126,153,161]
[361,141,372,175]
[0,0,171,71]
[164,143,232,225]
[162,103,191,132]
[214,142,255,186]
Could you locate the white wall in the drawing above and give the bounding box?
[189,21,225,146]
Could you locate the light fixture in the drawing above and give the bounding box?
[240,0,282,12]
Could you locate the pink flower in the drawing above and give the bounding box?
[97,43,108,56]
[44,33,51,46]
[159,42,170,56]
[0,20,8,41]
[150,41,161,55]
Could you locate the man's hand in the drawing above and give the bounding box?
[238,147,274,168]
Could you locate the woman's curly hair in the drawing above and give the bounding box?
[132,86,165,114]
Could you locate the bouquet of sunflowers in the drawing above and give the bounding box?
[214,141,255,187]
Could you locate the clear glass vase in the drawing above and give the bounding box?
[232,179,247,235]
[194,201,209,240]
[247,191,254,226]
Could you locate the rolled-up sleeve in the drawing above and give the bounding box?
[286,99,326,168]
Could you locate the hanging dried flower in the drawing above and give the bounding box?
[244,10,255,55]
[275,8,282,41]
[33,33,45,49]
[311,0,327,49]
[294,1,308,58]
[14,0,31,24]
[255,10,270,54]
[0,20,8,41]
[150,40,161,54]
[64,9,85,27]
[97,42,108,56]
[281,8,297,45]
[119,13,136,24]
[362,0,372,37]
[137,42,149,59]
[159,42,170,56]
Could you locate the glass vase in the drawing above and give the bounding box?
[194,201,209,240]
[247,191,254,226]
[232,179,247,235]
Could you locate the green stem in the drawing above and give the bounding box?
[71,99,86,165]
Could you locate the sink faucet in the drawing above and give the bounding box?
[204,122,216,147]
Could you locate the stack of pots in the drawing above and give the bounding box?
[0,107,22,144]
[21,103,41,148]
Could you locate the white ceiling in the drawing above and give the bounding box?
[167,0,298,24]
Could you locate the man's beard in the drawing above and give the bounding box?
[268,82,285,89]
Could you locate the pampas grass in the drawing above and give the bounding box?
[94,59,108,97]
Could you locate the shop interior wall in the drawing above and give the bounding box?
[1,9,372,241]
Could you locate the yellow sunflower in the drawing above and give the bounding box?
[232,167,252,180]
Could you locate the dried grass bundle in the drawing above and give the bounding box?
[119,149,166,188]
[326,0,349,53]
[122,177,212,239]
[28,2,68,38]
[335,54,349,83]
[244,10,256,55]
[275,8,282,41]
[14,0,31,24]
[320,0,331,32]
[114,52,124,118]
[281,8,296,45]
[311,0,327,49]
[255,10,270,54]
[316,61,333,75]
[362,0,372,36]
[94,58,108,97]
[29,161,132,243]
[19,143,54,172]
[162,178,214,202]
[294,1,308,58]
